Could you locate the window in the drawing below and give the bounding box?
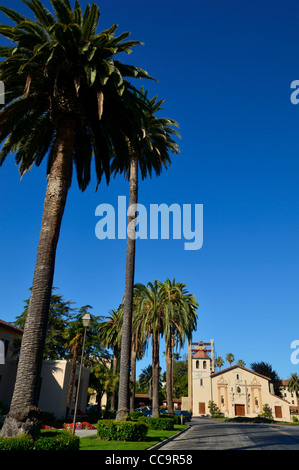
[0,338,9,357]
[196,360,199,369]
[200,379,203,386]
[236,374,239,380]
[203,361,207,369]
[237,386,241,393]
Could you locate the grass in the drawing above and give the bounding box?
[79,424,187,451]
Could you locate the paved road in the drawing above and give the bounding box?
[158,417,299,450]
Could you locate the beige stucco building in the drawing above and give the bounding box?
[0,319,90,418]
[182,340,292,422]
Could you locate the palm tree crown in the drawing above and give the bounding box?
[0,0,152,189]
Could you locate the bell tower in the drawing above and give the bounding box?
[187,340,215,414]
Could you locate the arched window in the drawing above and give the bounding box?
[203,361,207,369]
[196,360,199,369]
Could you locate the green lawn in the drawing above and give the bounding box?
[79,424,187,451]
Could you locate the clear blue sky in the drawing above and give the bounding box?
[1,0,299,381]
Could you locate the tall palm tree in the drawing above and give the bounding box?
[112,90,180,421]
[137,280,167,418]
[287,373,299,409]
[0,0,152,437]
[162,279,198,414]
[98,307,123,411]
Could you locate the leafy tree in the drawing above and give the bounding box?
[172,355,188,398]
[14,288,74,359]
[0,0,151,438]
[250,361,282,398]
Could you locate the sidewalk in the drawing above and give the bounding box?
[72,429,98,438]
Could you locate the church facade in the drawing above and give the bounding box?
[183,341,291,422]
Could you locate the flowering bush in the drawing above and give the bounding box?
[63,421,97,431]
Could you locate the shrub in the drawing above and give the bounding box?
[259,404,273,420]
[129,411,143,421]
[208,400,224,418]
[0,431,79,451]
[164,414,185,425]
[137,417,174,430]
[97,420,148,441]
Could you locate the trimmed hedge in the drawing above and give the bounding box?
[129,411,143,421]
[162,414,185,425]
[0,431,80,451]
[137,416,174,430]
[97,419,148,441]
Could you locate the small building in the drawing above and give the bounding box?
[281,380,299,416]
[0,319,90,418]
[182,340,292,422]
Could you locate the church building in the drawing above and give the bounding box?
[182,340,291,422]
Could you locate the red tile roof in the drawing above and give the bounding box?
[0,319,23,334]
[193,348,210,359]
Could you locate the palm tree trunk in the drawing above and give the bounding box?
[152,330,160,418]
[130,346,137,412]
[110,350,118,411]
[116,152,138,421]
[0,120,75,437]
[165,337,174,414]
[65,338,80,419]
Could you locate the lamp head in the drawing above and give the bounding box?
[82,312,92,328]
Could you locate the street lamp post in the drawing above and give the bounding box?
[72,312,92,435]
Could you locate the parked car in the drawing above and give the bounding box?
[147,408,168,417]
[174,410,192,422]
[86,404,98,413]
[135,406,151,416]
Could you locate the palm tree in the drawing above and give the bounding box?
[64,317,84,420]
[138,365,153,399]
[287,373,299,409]
[112,89,180,421]
[137,280,167,418]
[236,359,246,367]
[162,279,198,414]
[98,307,123,411]
[0,1,152,437]
[63,305,94,420]
[226,353,235,366]
[215,356,224,371]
